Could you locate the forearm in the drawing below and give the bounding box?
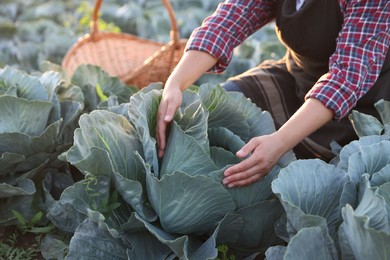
[274,98,334,155]
[165,50,218,91]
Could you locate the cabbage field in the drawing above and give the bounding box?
[1,0,390,260]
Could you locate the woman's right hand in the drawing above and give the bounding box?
[155,50,218,158]
[156,83,183,158]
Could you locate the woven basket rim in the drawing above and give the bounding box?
[122,38,187,82]
[61,31,166,67]
[61,0,188,89]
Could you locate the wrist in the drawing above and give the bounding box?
[273,98,333,155]
[270,131,294,157]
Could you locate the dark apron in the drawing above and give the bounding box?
[226,0,390,161]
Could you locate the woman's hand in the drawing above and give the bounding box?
[156,50,218,158]
[156,85,183,158]
[222,98,334,188]
[222,133,284,187]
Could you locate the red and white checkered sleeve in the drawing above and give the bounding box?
[306,0,390,120]
[186,0,276,73]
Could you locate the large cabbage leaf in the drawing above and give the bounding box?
[345,141,390,187]
[266,227,334,260]
[146,170,236,234]
[160,122,217,177]
[64,110,155,221]
[339,179,390,260]
[71,64,137,110]
[271,159,349,259]
[127,88,162,175]
[349,99,390,137]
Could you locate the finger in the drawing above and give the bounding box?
[164,101,177,123]
[157,100,177,158]
[224,155,260,177]
[236,138,260,158]
[223,162,263,183]
[156,102,169,158]
[226,173,264,188]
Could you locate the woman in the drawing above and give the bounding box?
[156,0,390,188]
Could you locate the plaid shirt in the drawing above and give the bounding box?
[186,0,390,119]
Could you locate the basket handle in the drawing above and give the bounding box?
[91,0,181,47]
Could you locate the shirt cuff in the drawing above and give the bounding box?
[305,72,359,120]
[185,26,235,73]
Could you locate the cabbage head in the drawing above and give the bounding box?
[52,83,296,259]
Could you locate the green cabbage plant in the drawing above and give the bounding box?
[0,64,136,228]
[49,83,296,259]
[0,66,83,225]
[265,101,390,260]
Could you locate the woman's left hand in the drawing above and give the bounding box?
[222,133,284,188]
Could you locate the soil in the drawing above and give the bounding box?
[0,226,44,259]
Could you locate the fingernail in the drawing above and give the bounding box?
[227,184,234,188]
[237,150,244,156]
[164,115,172,121]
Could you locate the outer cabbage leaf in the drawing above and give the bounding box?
[58,100,83,142]
[377,182,390,225]
[64,111,155,221]
[160,122,217,177]
[199,83,251,140]
[127,89,161,175]
[0,120,61,157]
[375,99,390,125]
[66,211,131,260]
[336,135,389,172]
[272,159,349,237]
[0,179,35,198]
[272,159,348,259]
[209,147,242,169]
[125,211,236,260]
[374,99,390,134]
[47,171,111,233]
[349,110,383,137]
[346,141,390,187]
[214,212,244,245]
[353,176,389,232]
[0,194,36,225]
[339,205,390,260]
[226,166,280,209]
[39,70,63,124]
[40,234,69,260]
[199,84,295,167]
[349,99,390,137]
[208,127,246,155]
[0,95,52,136]
[146,170,236,234]
[265,245,287,260]
[176,95,209,152]
[66,110,143,177]
[71,64,137,105]
[229,199,285,256]
[267,227,334,260]
[0,152,25,177]
[0,66,48,101]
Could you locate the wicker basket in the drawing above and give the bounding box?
[62,0,187,89]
